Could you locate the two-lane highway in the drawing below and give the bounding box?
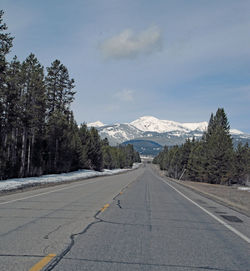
[1,164,250,270]
[51,165,250,271]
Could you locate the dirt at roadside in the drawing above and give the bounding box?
[152,164,250,217]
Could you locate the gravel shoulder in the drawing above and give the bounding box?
[152,164,250,217]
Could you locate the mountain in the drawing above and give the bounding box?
[87,121,105,127]
[96,123,143,146]
[93,116,250,154]
[130,116,208,133]
[96,116,209,145]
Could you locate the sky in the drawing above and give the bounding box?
[1,0,250,133]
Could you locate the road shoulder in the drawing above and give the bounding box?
[151,164,250,217]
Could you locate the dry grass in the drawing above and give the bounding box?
[153,165,250,217]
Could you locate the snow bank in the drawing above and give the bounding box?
[0,163,141,192]
[238,187,250,192]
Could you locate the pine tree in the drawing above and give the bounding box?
[67,112,83,171]
[187,141,206,181]
[45,110,70,173]
[0,10,14,179]
[78,123,91,169]
[3,56,22,178]
[44,60,76,173]
[154,109,235,185]
[234,142,250,185]
[205,108,234,184]
[19,54,46,177]
[45,60,75,116]
[102,145,113,169]
[88,127,103,171]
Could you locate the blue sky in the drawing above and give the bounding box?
[2,0,250,133]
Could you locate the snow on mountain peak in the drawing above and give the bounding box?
[87,116,246,146]
[182,122,208,131]
[87,121,105,128]
[130,116,207,133]
[230,129,244,135]
[87,116,248,147]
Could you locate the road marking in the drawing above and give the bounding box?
[0,179,102,206]
[161,178,250,244]
[101,203,110,212]
[29,254,56,271]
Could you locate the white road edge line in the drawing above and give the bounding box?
[0,179,102,205]
[161,178,250,244]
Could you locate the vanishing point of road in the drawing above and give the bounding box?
[0,164,250,270]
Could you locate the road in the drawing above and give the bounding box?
[0,166,143,270]
[1,164,250,270]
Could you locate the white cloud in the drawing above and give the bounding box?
[114,89,134,102]
[100,26,163,59]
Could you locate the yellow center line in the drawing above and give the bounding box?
[29,254,56,271]
[101,203,110,212]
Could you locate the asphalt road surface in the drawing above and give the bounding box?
[1,164,250,270]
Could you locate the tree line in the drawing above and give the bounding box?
[0,10,140,180]
[153,108,250,185]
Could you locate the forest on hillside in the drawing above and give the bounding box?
[153,108,250,185]
[0,10,140,180]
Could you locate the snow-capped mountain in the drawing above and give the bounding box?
[87,121,105,127]
[229,129,244,135]
[97,123,143,146]
[93,116,250,148]
[130,116,208,133]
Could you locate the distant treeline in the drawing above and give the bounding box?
[153,108,250,185]
[0,10,140,180]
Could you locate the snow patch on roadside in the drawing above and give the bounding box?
[0,163,141,192]
[238,187,250,192]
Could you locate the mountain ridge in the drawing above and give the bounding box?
[87,116,250,149]
[130,116,208,133]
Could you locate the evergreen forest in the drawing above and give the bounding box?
[0,10,140,180]
[153,108,250,185]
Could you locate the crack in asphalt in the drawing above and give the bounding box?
[45,212,102,271]
[45,197,122,270]
[0,195,94,238]
[45,177,139,270]
[117,199,122,209]
[44,225,62,240]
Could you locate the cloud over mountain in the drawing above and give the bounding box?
[100,26,163,60]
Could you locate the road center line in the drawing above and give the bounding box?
[0,179,102,206]
[29,254,56,271]
[160,177,250,244]
[101,203,110,212]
